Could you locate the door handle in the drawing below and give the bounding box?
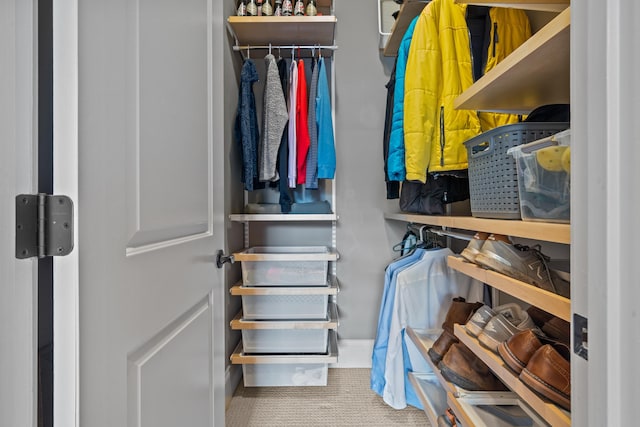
[216,250,235,269]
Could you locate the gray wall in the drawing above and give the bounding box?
[334,0,404,339]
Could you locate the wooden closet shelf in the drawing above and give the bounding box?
[227,16,337,47]
[448,256,571,322]
[382,0,429,57]
[454,6,570,113]
[453,0,569,12]
[384,212,570,244]
[454,324,571,427]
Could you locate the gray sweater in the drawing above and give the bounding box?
[259,54,289,182]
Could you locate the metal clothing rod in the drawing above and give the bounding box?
[406,223,474,242]
[428,227,474,241]
[233,44,338,51]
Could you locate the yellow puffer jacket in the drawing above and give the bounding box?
[403,0,531,182]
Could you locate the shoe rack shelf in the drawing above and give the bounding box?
[447,256,571,322]
[390,211,572,424]
[454,324,571,427]
[406,327,459,395]
[408,372,448,426]
[445,391,548,427]
[406,327,547,426]
[384,213,570,244]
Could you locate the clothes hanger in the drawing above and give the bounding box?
[415,225,442,250]
[392,227,418,258]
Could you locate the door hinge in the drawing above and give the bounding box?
[15,194,74,259]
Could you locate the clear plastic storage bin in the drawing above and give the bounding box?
[241,329,329,354]
[508,129,571,223]
[242,294,329,320]
[242,363,328,387]
[234,246,336,286]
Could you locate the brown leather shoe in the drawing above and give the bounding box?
[498,329,546,374]
[428,330,458,364]
[428,297,483,364]
[526,306,554,327]
[439,343,508,391]
[520,343,571,410]
[526,306,570,345]
[541,316,571,345]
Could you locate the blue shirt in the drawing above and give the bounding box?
[371,249,426,397]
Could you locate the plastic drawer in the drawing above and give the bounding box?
[242,294,329,320]
[242,363,328,387]
[234,246,337,286]
[241,329,329,354]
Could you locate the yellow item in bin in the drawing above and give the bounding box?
[535,145,568,172]
[561,146,571,173]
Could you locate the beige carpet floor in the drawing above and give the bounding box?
[226,368,430,427]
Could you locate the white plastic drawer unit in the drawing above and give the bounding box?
[230,304,339,354]
[243,294,329,320]
[231,331,339,387]
[234,246,339,286]
[230,278,339,320]
[242,329,329,354]
[243,363,329,387]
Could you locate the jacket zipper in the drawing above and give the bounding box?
[466,8,476,82]
[492,22,498,57]
[440,106,445,167]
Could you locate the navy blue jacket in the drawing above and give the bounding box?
[235,59,260,191]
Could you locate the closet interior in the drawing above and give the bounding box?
[224,0,574,425]
[226,0,340,387]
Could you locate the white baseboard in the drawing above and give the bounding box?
[330,339,374,368]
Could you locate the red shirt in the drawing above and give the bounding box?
[295,59,311,185]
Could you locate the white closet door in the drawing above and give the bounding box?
[53,0,227,426]
[0,1,38,426]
